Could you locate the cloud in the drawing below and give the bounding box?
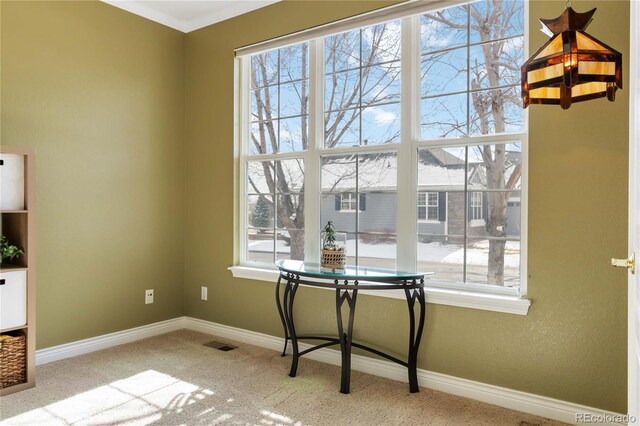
[366,107,398,124]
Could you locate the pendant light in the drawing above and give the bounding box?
[521,3,622,109]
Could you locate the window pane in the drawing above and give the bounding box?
[465,238,520,287]
[280,81,308,118]
[469,87,523,135]
[421,6,468,53]
[321,156,358,235]
[359,194,397,233]
[416,144,523,287]
[325,21,402,150]
[279,117,307,153]
[277,229,305,261]
[469,37,523,90]
[418,235,464,283]
[321,155,357,192]
[418,147,467,188]
[421,93,467,140]
[359,153,397,191]
[421,47,467,97]
[362,63,401,106]
[361,21,401,65]
[325,70,360,111]
[250,122,277,155]
[247,195,274,228]
[251,86,277,122]
[469,0,524,44]
[468,144,522,191]
[247,161,274,194]
[361,104,400,145]
[325,109,360,149]
[325,29,360,73]
[279,43,308,82]
[276,194,303,228]
[247,228,274,263]
[358,233,396,269]
[251,49,278,88]
[420,1,524,143]
[276,159,304,193]
[322,153,397,267]
[465,191,521,237]
[321,193,356,233]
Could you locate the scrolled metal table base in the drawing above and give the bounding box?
[275,270,426,394]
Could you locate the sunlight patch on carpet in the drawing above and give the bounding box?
[1,370,217,425]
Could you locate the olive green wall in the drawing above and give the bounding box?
[184,0,630,413]
[1,1,186,348]
[0,0,630,414]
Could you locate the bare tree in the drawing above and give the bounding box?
[250,24,401,260]
[249,2,522,283]
[425,0,523,285]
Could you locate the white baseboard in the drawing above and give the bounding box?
[35,317,187,365]
[36,316,624,425]
[183,317,624,425]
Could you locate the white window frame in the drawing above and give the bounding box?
[469,191,485,227]
[339,192,359,212]
[231,0,530,316]
[418,191,440,223]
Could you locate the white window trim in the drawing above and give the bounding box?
[339,192,360,212]
[233,0,531,313]
[417,191,440,223]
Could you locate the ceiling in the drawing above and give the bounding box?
[101,0,280,33]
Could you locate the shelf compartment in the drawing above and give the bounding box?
[0,153,25,211]
[0,270,27,330]
[0,330,27,390]
[0,213,28,268]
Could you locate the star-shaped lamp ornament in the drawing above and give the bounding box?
[521,6,622,109]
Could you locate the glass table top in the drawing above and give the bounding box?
[275,259,427,280]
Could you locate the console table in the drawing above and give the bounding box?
[275,259,429,394]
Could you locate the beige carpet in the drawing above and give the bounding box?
[0,330,566,425]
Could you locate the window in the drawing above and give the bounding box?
[340,193,357,211]
[238,0,526,295]
[337,192,367,212]
[246,43,309,262]
[470,192,482,221]
[418,192,439,222]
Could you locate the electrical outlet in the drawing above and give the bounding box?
[145,289,154,304]
[201,286,208,301]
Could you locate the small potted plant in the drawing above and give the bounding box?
[321,221,346,269]
[0,235,24,265]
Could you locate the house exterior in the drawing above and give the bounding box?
[319,149,521,242]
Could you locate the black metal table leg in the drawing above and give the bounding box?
[275,275,289,357]
[274,262,428,395]
[283,274,301,377]
[405,279,426,393]
[336,280,358,394]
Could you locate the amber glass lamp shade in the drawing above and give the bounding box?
[521,7,622,109]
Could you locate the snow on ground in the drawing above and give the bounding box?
[248,239,520,268]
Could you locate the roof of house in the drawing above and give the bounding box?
[247,148,521,193]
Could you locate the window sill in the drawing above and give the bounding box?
[228,266,531,316]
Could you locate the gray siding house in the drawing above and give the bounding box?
[320,149,521,241]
